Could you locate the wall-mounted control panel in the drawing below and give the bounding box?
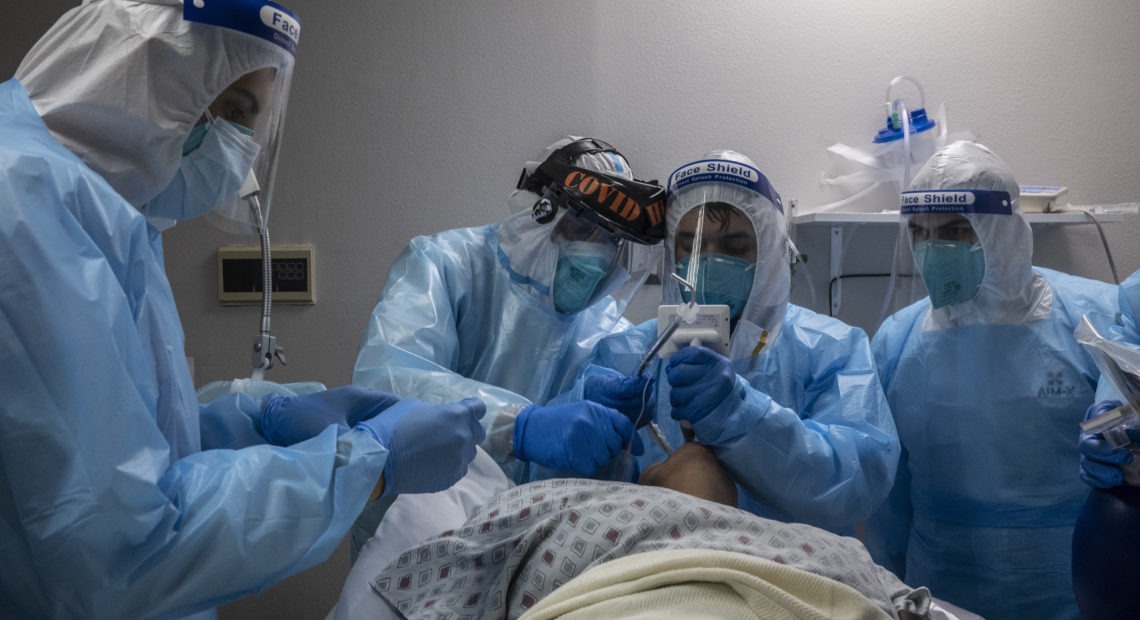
[217,244,315,305]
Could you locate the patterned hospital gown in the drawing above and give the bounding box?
[371,479,922,619]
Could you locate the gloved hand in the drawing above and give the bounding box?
[261,385,402,446]
[356,397,487,496]
[1080,400,1140,489]
[584,369,656,427]
[665,345,738,425]
[513,401,642,477]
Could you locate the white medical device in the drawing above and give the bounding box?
[656,304,731,359]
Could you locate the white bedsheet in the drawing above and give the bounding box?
[327,447,511,620]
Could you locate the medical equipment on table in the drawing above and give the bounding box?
[810,76,975,216]
[1019,185,1069,213]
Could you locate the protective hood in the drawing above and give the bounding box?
[663,150,794,357]
[899,140,1051,328]
[16,0,299,214]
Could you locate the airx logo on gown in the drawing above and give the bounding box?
[1038,371,1076,398]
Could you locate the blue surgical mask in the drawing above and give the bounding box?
[913,239,985,308]
[676,254,755,319]
[141,117,259,231]
[553,240,616,313]
[182,116,254,155]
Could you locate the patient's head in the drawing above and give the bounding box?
[638,442,737,506]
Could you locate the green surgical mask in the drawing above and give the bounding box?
[913,239,985,308]
[676,254,755,319]
[553,241,616,313]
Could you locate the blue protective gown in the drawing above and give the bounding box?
[563,149,898,534]
[0,79,388,619]
[867,267,1115,620]
[576,305,899,533]
[352,209,646,484]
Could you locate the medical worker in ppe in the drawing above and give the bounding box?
[865,141,1116,620]
[352,137,664,496]
[0,2,484,618]
[1070,270,1140,620]
[1078,269,1140,490]
[575,150,899,534]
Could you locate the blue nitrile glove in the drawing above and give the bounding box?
[513,401,643,477]
[665,345,739,425]
[584,368,656,427]
[356,397,487,496]
[1080,400,1140,489]
[261,385,402,446]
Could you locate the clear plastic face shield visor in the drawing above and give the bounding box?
[186,0,300,235]
[544,207,630,314]
[518,138,667,247]
[881,189,1011,317]
[666,159,784,322]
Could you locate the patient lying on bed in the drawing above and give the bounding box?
[330,444,979,619]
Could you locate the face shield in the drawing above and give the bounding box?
[517,138,666,246]
[510,137,665,314]
[185,0,300,235]
[665,156,789,326]
[901,190,1008,308]
[882,141,1046,329]
[549,209,627,313]
[673,203,757,319]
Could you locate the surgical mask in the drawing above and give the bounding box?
[676,254,755,319]
[553,240,617,313]
[913,239,985,308]
[141,116,260,231]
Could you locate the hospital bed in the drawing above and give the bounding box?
[326,448,983,620]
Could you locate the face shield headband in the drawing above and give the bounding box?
[667,158,783,214]
[665,158,788,335]
[900,189,1013,217]
[517,138,666,245]
[184,0,301,234]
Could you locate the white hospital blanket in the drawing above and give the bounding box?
[370,479,928,619]
[518,548,896,620]
[327,447,512,620]
[328,448,983,620]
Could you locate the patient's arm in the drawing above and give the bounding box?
[638,442,738,506]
